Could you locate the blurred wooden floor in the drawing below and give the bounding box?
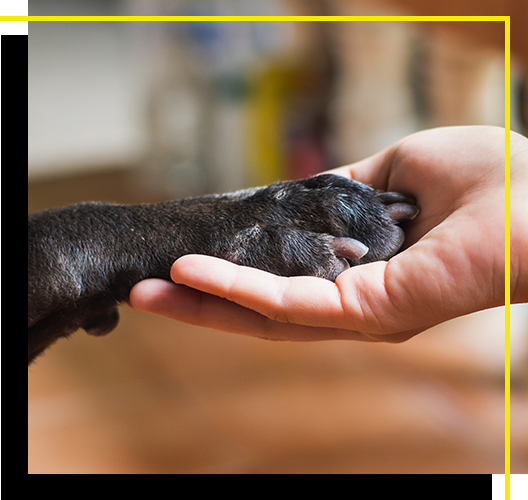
[28,170,527,474]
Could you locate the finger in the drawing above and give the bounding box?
[128,278,377,341]
[170,254,421,335]
[172,243,476,335]
[129,278,272,333]
[131,254,433,341]
[129,279,200,317]
[171,255,349,328]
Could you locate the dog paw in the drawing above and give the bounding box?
[220,174,419,281]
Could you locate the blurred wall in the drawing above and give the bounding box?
[28,0,522,197]
[28,20,149,178]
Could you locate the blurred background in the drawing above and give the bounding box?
[28,0,528,473]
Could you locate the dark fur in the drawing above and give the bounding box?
[28,174,417,364]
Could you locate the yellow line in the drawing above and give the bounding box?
[504,17,511,500]
[0,15,512,22]
[0,16,28,35]
[0,36,2,484]
[491,17,511,500]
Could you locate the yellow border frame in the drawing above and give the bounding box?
[17,14,511,489]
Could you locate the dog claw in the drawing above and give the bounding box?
[376,191,416,205]
[331,237,369,260]
[386,203,419,222]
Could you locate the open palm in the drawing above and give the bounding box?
[130,126,525,342]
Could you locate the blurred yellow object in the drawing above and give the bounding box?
[247,63,300,185]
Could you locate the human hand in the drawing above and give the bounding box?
[129,126,528,342]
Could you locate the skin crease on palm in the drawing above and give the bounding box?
[129,126,528,343]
